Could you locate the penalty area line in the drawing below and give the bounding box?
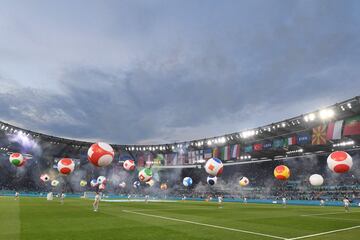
[287,225,360,240]
[122,210,287,240]
[300,211,360,217]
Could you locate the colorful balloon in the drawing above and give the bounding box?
[87,142,114,167]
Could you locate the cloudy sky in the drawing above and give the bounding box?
[0,0,359,144]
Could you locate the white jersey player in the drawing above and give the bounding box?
[145,195,149,204]
[93,192,101,212]
[60,193,65,204]
[243,197,247,204]
[320,199,325,207]
[343,198,350,212]
[218,195,223,208]
[282,197,287,207]
[15,192,19,200]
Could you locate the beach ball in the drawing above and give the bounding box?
[90,179,98,187]
[205,158,223,176]
[239,176,249,186]
[309,174,324,186]
[87,142,114,167]
[274,165,290,180]
[183,177,193,187]
[40,174,50,182]
[160,183,168,190]
[146,179,155,187]
[99,183,106,190]
[327,151,353,173]
[57,158,75,175]
[9,153,25,167]
[207,176,217,186]
[80,180,87,187]
[138,168,152,182]
[133,181,141,188]
[97,176,107,185]
[123,159,136,171]
[51,180,59,187]
[119,182,126,188]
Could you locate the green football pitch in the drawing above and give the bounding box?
[1,197,359,240]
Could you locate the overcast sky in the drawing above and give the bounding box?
[0,0,359,144]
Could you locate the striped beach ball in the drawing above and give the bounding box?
[87,142,114,167]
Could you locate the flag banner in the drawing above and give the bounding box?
[221,145,230,160]
[135,152,145,167]
[343,115,360,136]
[230,144,240,159]
[203,148,212,159]
[273,138,284,148]
[212,147,220,158]
[153,154,165,166]
[285,136,297,146]
[312,125,327,145]
[253,143,263,151]
[244,145,253,153]
[326,120,343,140]
[297,132,311,145]
[188,151,196,164]
[196,150,203,161]
[178,150,188,164]
[165,153,177,166]
[263,141,272,149]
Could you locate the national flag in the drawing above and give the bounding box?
[230,144,240,159]
[326,120,343,140]
[203,149,212,159]
[165,153,177,166]
[212,147,220,158]
[196,150,203,161]
[135,152,145,167]
[221,145,230,160]
[244,145,253,153]
[343,115,360,136]
[297,132,311,145]
[285,136,297,146]
[263,141,272,149]
[312,125,327,145]
[273,138,284,148]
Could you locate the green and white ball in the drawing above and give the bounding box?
[138,168,152,182]
[9,153,25,167]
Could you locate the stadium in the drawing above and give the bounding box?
[1,1,360,240]
[1,96,360,239]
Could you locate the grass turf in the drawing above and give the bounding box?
[0,197,359,240]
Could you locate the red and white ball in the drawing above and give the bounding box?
[97,176,107,185]
[123,159,135,171]
[327,151,353,173]
[87,142,114,167]
[57,158,75,175]
[204,158,223,176]
[99,183,106,190]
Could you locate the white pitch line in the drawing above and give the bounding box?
[287,225,360,240]
[301,215,360,222]
[122,210,287,239]
[301,211,360,217]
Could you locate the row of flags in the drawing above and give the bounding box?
[119,115,360,166]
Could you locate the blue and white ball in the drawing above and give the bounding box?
[207,176,217,186]
[90,179,98,187]
[183,177,193,187]
[133,181,141,188]
[205,158,223,176]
